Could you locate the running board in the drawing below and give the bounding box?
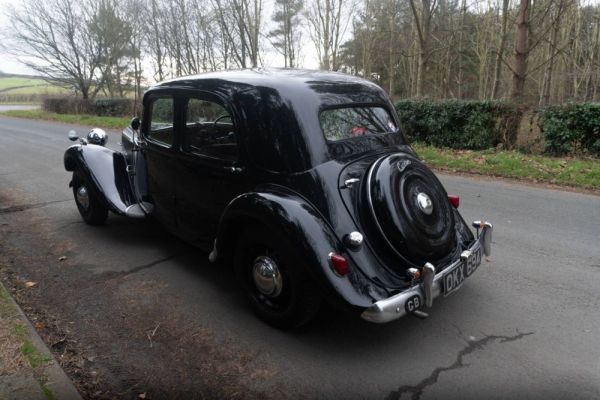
[124,202,154,218]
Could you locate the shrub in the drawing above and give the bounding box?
[93,98,135,117]
[43,97,135,117]
[395,99,519,150]
[538,103,600,156]
[0,93,44,103]
[43,97,93,114]
[396,99,520,150]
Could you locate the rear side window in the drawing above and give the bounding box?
[183,98,237,162]
[320,106,397,141]
[148,97,174,146]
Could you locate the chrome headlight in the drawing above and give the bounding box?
[87,128,108,146]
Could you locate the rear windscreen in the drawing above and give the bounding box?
[320,106,398,141]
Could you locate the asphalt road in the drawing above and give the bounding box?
[1,115,599,399]
[0,104,40,111]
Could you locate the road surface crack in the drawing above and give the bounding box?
[385,330,534,400]
[102,254,182,280]
[0,199,71,214]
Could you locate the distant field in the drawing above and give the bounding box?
[0,76,69,102]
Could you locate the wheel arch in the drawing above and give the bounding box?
[63,144,141,217]
[214,190,375,308]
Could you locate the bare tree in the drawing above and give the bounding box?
[491,0,511,99]
[269,0,304,68]
[89,0,133,97]
[408,0,438,97]
[213,0,263,68]
[124,0,145,111]
[306,0,354,70]
[4,0,104,99]
[510,0,530,102]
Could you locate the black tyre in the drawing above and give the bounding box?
[72,172,108,225]
[234,226,322,329]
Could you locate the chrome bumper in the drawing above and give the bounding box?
[361,221,493,323]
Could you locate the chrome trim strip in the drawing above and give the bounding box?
[361,223,492,324]
[343,177,360,188]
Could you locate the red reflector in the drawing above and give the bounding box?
[448,195,460,208]
[329,253,349,276]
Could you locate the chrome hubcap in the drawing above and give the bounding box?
[417,192,433,215]
[76,186,89,211]
[252,256,283,298]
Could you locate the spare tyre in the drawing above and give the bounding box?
[366,153,456,266]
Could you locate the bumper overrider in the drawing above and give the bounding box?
[361,221,493,323]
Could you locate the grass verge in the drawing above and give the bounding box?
[0,282,54,399]
[0,109,130,130]
[414,143,600,191]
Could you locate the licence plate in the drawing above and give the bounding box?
[443,246,483,296]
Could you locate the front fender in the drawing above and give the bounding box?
[215,188,381,308]
[64,144,140,217]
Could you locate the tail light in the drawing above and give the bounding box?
[448,195,460,208]
[328,253,349,276]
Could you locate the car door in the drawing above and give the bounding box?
[174,94,251,247]
[141,94,179,231]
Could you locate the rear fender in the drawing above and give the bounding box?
[215,189,378,308]
[64,144,148,218]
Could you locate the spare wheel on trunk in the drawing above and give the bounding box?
[366,153,456,266]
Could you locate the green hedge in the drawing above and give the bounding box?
[43,97,135,117]
[538,103,600,156]
[395,99,519,150]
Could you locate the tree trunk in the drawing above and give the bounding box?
[511,0,530,102]
[539,1,564,105]
[409,0,432,97]
[491,0,509,99]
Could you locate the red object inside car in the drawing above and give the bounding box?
[351,126,367,137]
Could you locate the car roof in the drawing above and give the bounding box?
[152,68,383,99]
[147,69,397,173]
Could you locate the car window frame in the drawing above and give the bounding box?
[180,93,240,165]
[145,95,177,149]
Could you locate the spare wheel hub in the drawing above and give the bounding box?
[416,192,433,215]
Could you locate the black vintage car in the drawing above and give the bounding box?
[64,69,492,328]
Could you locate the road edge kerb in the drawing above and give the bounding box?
[0,281,83,400]
[433,167,600,196]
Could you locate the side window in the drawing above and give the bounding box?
[148,97,174,146]
[184,98,237,162]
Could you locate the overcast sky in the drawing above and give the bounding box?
[0,0,325,78]
[0,0,38,74]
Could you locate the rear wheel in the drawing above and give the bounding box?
[72,172,108,225]
[234,226,321,329]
